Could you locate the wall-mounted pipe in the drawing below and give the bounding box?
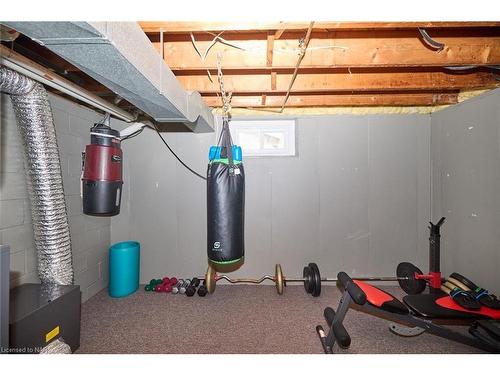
[0,66,74,285]
[0,45,136,122]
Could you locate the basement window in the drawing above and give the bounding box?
[229,119,296,157]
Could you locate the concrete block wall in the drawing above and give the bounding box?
[1,92,117,302]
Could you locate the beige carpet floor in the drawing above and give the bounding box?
[77,285,481,354]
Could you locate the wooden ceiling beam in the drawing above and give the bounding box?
[155,33,500,69]
[171,66,499,75]
[266,31,275,91]
[266,32,275,67]
[175,71,499,93]
[140,22,500,34]
[201,92,459,107]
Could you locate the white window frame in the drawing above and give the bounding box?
[228,119,296,157]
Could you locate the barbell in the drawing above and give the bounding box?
[204,262,409,297]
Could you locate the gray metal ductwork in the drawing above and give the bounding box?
[3,22,215,133]
[0,66,74,285]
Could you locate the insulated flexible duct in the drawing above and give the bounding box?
[39,338,72,354]
[0,66,73,285]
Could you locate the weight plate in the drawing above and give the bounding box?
[308,262,321,297]
[303,266,313,294]
[275,264,284,295]
[443,281,457,292]
[396,262,426,295]
[449,272,477,290]
[447,276,470,292]
[205,264,216,294]
[441,285,452,294]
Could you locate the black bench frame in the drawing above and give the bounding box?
[316,273,500,354]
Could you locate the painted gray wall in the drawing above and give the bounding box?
[431,88,500,292]
[2,84,497,298]
[112,114,431,282]
[0,92,121,302]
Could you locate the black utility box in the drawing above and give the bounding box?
[9,283,81,353]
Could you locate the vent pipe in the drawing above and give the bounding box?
[0,66,73,285]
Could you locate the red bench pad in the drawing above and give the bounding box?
[353,280,409,315]
[436,296,500,319]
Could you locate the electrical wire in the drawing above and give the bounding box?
[94,112,111,127]
[120,126,144,141]
[151,122,207,181]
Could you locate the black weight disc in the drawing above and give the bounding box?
[309,262,322,297]
[303,266,313,294]
[397,262,426,295]
[449,272,478,291]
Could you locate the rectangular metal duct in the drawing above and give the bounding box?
[3,22,214,132]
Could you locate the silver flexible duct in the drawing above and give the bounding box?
[0,66,73,285]
[40,338,72,354]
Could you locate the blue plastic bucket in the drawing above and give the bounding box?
[108,241,140,298]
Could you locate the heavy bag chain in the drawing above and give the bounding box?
[217,52,232,118]
[216,52,239,176]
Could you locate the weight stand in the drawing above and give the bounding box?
[414,217,445,293]
[429,217,445,293]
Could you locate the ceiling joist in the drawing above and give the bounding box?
[153,33,500,69]
[139,22,500,34]
[202,92,459,107]
[176,71,497,93]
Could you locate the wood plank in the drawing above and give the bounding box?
[274,27,286,40]
[140,22,500,33]
[153,28,500,42]
[155,32,500,69]
[266,32,274,66]
[171,66,498,75]
[201,92,459,107]
[175,71,499,93]
[270,71,277,90]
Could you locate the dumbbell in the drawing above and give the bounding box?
[145,278,163,292]
[185,278,201,297]
[157,276,180,293]
[179,279,191,294]
[155,278,168,292]
[163,283,173,293]
[197,285,208,297]
[194,278,208,297]
[163,277,178,293]
[171,279,185,294]
[145,276,179,292]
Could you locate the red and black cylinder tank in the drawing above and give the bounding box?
[82,124,123,216]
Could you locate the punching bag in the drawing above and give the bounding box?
[207,119,245,264]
